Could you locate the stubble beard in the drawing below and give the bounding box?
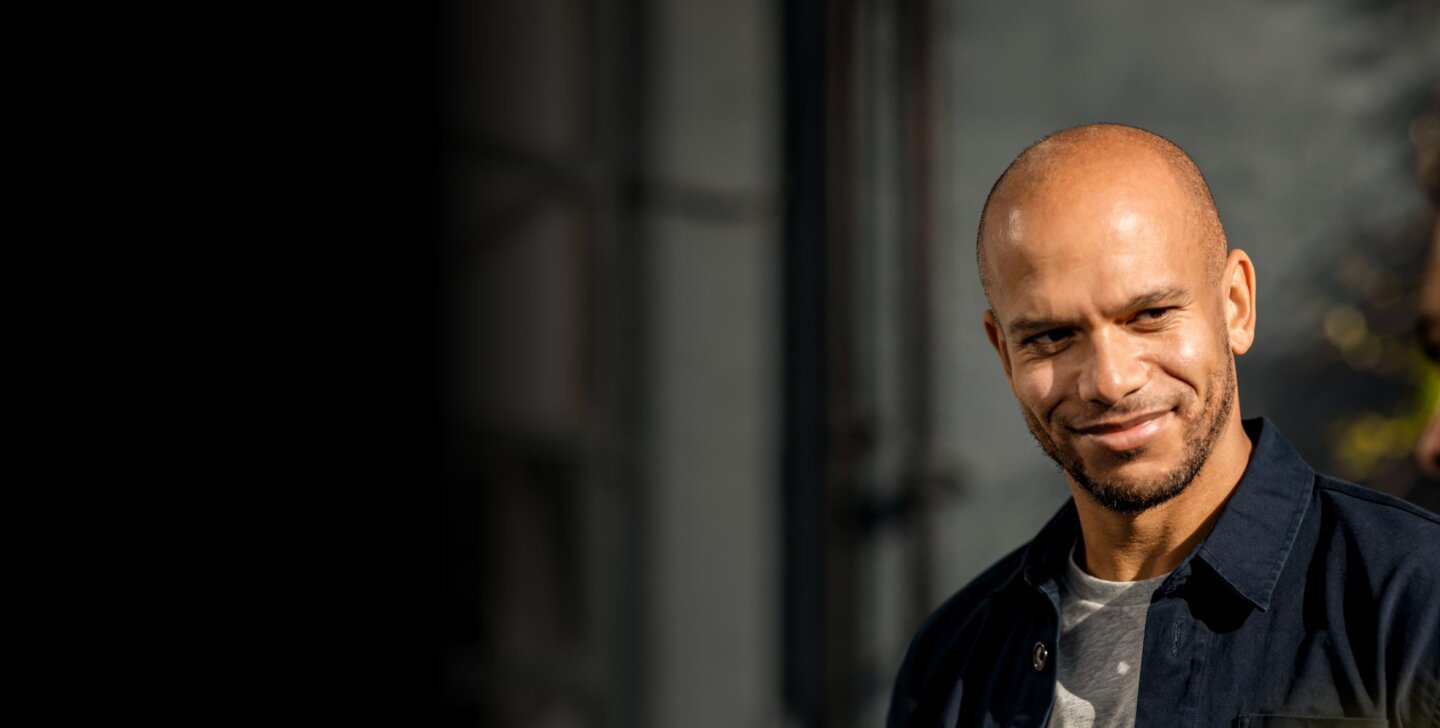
[1023,359,1236,515]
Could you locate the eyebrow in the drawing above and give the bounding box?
[1005,287,1190,338]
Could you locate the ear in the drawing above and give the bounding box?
[983,308,1015,381]
[1223,249,1257,355]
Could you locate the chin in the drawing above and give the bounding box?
[1072,452,1202,514]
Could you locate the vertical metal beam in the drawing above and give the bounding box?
[897,0,938,627]
[825,0,862,725]
[782,0,831,724]
[784,0,865,724]
[590,0,649,724]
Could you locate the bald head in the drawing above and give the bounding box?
[977,124,1228,305]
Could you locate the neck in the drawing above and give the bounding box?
[1070,413,1253,582]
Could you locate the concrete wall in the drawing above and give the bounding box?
[642,0,783,726]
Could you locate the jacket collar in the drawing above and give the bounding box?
[1012,499,1080,595]
[1007,417,1313,612]
[1193,417,1313,611]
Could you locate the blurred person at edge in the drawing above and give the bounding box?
[888,124,1440,728]
[1412,107,1440,479]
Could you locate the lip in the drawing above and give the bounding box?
[1072,410,1170,452]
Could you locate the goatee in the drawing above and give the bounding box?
[1024,361,1236,514]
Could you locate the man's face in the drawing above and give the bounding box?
[982,171,1243,513]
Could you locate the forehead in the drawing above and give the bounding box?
[995,244,1192,319]
[984,184,1210,320]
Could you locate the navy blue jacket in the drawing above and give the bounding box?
[888,418,1440,727]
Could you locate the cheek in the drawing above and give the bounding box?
[1154,328,1217,394]
[1173,338,1200,366]
[1013,359,1063,412]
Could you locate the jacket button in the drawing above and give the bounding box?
[1033,642,1048,671]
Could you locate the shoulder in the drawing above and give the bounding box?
[1308,476,1440,713]
[910,541,1030,648]
[1311,474,1440,545]
[889,543,1029,719]
[1307,474,1440,611]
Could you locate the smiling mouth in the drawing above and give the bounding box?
[1070,410,1171,452]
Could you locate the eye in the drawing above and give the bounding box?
[1025,329,1073,347]
[1134,307,1174,324]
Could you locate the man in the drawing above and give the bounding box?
[888,124,1440,727]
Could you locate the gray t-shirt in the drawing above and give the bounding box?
[1049,547,1170,728]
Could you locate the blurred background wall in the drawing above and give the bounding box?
[438,0,1440,726]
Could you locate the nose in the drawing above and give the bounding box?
[1078,329,1148,405]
